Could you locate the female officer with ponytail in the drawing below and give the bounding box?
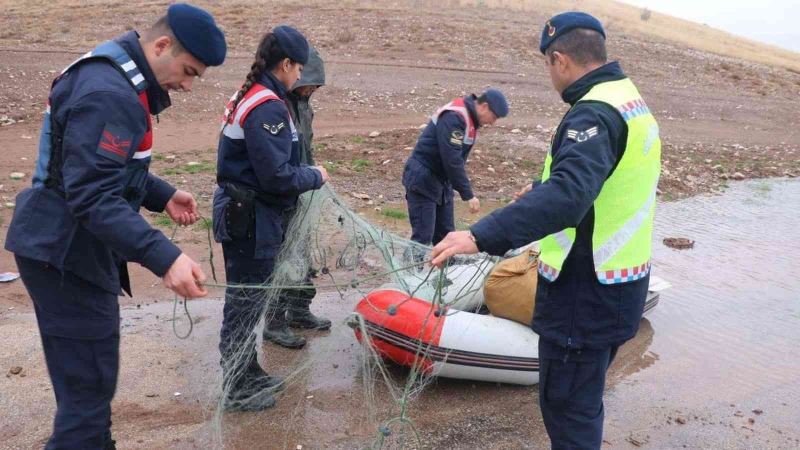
[213,25,329,411]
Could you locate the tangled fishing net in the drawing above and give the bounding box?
[170,184,499,448]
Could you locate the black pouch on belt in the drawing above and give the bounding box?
[224,183,256,240]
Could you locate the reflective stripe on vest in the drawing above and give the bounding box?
[430,98,477,145]
[221,84,297,142]
[538,77,661,284]
[32,40,152,187]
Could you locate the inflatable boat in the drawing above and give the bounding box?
[351,277,665,386]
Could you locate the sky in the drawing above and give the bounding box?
[617,0,800,53]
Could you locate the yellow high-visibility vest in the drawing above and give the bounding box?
[538,78,661,284]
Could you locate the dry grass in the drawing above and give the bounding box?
[0,0,797,72]
[457,0,800,72]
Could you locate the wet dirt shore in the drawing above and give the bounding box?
[2,179,800,449]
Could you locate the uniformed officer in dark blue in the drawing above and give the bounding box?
[432,12,661,450]
[402,89,508,249]
[4,3,226,449]
[213,25,329,411]
[277,46,332,331]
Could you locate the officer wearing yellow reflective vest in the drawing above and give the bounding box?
[431,12,661,450]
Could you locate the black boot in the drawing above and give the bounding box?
[222,358,281,411]
[263,314,307,349]
[288,304,332,330]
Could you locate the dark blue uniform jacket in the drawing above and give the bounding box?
[402,95,479,204]
[5,32,181,295]
[214,72,323,259]
[471,62,649,350]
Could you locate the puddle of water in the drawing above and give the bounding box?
[604,178,800,447]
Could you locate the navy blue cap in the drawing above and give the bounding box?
[273,25,310,65]
[483,88,509,118]
[539,12,606,54]
[167,3,227,66]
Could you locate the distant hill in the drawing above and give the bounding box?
[466,0,800,72]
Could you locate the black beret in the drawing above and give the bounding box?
[273,25,310,65]
[539,12,606,55]
[167,3,227,66]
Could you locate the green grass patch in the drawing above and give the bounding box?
[520,160,539,170]
[351,159,372,172]
[350,135,366,144]
[195,217,213,231]
[323,161,339,173]
[153,213,173,228]
[162,168,183,176]
[380,208,407,220]
[152,154,165,161]
[185,162,215,174]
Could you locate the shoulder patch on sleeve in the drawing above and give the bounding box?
[96,123,133,163]
[262,121,286,135]
[449,130,464,146]
[566,126,599,143]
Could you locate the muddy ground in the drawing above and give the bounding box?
[1,0,799,449]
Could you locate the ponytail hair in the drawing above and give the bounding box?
[225,32,292,124]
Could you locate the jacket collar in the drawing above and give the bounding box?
[464,95,481,129]
[115,31,171,115]
[561,61,626,105]
[258,72,288,99]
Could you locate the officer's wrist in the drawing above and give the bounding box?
[467,229,480,251]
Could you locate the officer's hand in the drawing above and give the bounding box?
[468,197,480,214]
[166,190,200,226]
[313,165,330,184]
[163,253,208,299]
[430,231,479,268]
[512,183,533,202]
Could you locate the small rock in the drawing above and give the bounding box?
[186,161,200,167]
[9,366,22,375]
[676,417,686,424]
[9,172,25,180]
[368,131,381,138]
[487,167,495,173]
[663,237,694,250]
[165,155,177,161]
[748,418,755,425]
[511,128,522,134]
[5,202,15,208]
[752,409,763,415]
[733,172,745,180]
[306,395,314,399]
[145,393,158,398]
[174,392,182,397]
[381,159,391,165]
[350,192,371,200]
[704,159,713,164]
